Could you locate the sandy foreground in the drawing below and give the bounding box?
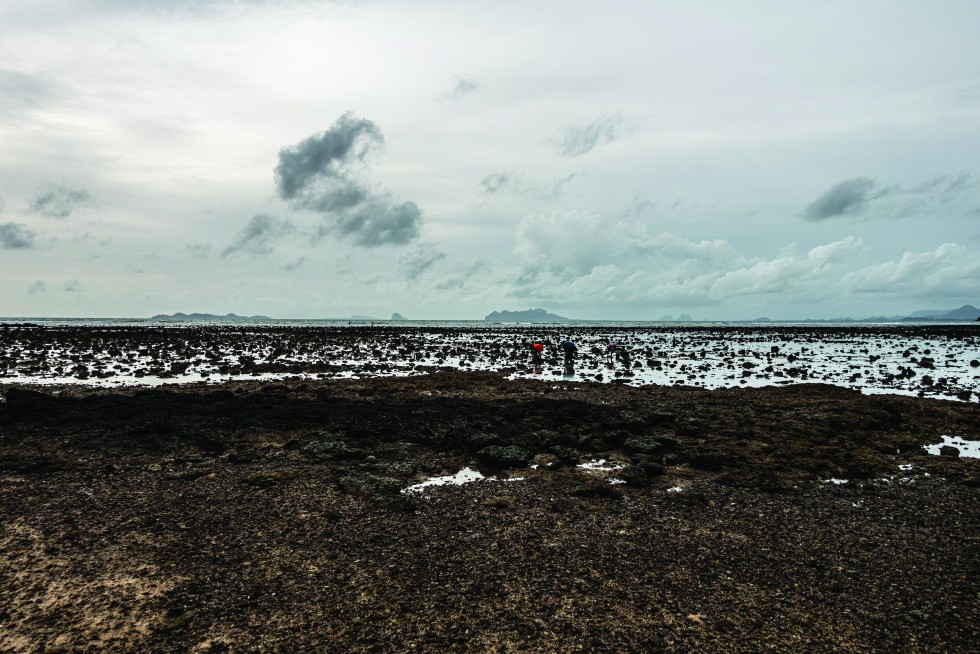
[1,371,978,653]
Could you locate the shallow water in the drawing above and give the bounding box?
[1,323,978,402]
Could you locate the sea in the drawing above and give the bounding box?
[1,317,978,403]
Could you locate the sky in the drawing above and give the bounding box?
[1,0,979,321]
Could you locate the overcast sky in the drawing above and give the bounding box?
[2,0,979,320]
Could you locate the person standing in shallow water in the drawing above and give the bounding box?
[606,342,631,367]
[527,341,544,365]
[560,340,577,365]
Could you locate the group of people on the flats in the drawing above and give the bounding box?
[523,339,630,367]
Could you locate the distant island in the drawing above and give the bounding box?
[902,304,979,321]
[150,312,271,322]
[390,313,407,321]
[822,304,980,323]
[485,308,570,322]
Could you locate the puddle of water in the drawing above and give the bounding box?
[924,435,980,458]
[402,467,484,493]
[577,459,624,472]
[401,467,525,494]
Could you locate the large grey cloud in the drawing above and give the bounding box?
[552,112,633,157]
[222,213,295,256]
[27,280,46,294]
[802,173,979,221]
[274,112,422,247]
[801,177,879,221]
[0,222,36,249]
[28,185,93,219]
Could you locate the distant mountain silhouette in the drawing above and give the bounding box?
[902,304,979,321]
[485,308,570,322]
[150,312,271,321]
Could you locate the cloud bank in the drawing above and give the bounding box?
[275,112,422,247]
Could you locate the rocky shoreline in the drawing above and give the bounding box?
[1,371,978,652]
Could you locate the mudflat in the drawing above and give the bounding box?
[1,371,978,652]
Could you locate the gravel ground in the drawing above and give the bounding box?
[1,371,978,652]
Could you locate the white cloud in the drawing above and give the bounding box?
[709,237,864,299]
[843,243,980,297]
[398,242,446,281]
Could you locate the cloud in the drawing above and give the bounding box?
[63,279,82,292]
[508,211,744,304]
[275,112,423,247]
[398,242,447,281]
[0,222,36,249]
[274,112,383,200]
[801,177,878,221]
[622,193,655,218]
[479,171,576,200]
[552,112,633,157]
[0,69,58,114]
[280,256,305,271]
[801,173,979,221]
[842,242,980,297]
[505,212,883,308]
[185,243,213,258]
[27,280,46,294]
[28,185,93,219]
[433,257,492,290]
[222,213,295,256]
[440,76,479,100]
[708,237,865,299]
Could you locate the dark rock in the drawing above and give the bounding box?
[550,446,580,463]
[640,461,666,477]
[301,440,362,459]
[568,477,622,499]
[476,445,532,468]
[939,445,960,458]
[618,465,648,486]
[689,451,728,472]
[602,430,632,446]
[624,435,676,455]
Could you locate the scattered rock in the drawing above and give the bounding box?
[476,445,532,468]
